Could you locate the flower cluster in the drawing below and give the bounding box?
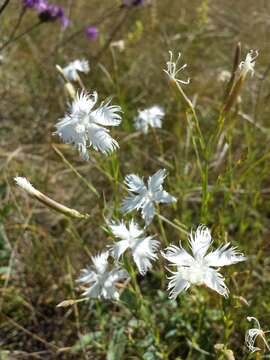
[16,47,256,355]
[50,51,249,303]
[23,0,69,28]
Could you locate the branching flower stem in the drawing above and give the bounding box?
[156,213,188,236]
[0,0,10,17]
[169,67,209,218]
[0,20,42,52]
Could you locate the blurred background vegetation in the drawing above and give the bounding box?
[1,0,270,358]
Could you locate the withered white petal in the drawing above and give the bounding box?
[164,51,190,85]
[239,50,258,77]
[14,176,37,196]
[245,317,270,353]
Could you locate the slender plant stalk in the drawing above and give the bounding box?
[157,213,188,235]
[52,6,121,53]
[66,256,88,360]
[156,206,169,246]
[5,6,27,46]
[52,145,100,198]
[95,8,131,61]
[0,20,42,51]
[0,0,10,17]
[224,42,241,101]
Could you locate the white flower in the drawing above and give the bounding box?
[111,40,125,52]
[134,106,165,134]
[239,50,258,77]
[14,176,37,196]
[218,70,231,83]
[62,59,90,82]
[109,219,160,275]
[77,251,129,300]
[162,225,246,299]
[164,51,190,85]
[121,169,176,226]
[55,91,122,160]
[245,317,270,353]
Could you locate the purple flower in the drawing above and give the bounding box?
[60,15,70,28]
[85,26,99,40]
[34,0,48,12]
[22,0,70,27]
[122,0,145,7]
[23,0,40,8]
[36,2,70,28]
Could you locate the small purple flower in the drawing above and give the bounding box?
[122,0,145,7]
[60,15,70,28]
[85,26,99,40]
[22,0,69,27]
[23,0,40,8]
[36,2,70,28]
[34,0,48,12]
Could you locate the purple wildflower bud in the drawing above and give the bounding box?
[36,2,70,28]
[23,0,40,8]
[60,15,70,28]
[122,0,145,7]
[34,0,48,12]
[85,26,99,40]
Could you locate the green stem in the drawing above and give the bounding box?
[52,145,100,198]
[0,20,42,52]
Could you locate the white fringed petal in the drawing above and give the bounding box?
[163,225,246,299]
[55,90,122,160]
[109,220,160,275]
[134,105,165,134]
[121,169,176,225]
[63,59,90,81]
[77,251,129,301]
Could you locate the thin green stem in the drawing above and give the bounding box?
[0,20,42,52]
[156,213,188,236]
[52,145,100,198]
